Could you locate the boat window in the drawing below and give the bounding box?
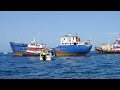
[74,43,76,45]
[84,42,90,45]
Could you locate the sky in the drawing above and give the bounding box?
[0,11,120,52]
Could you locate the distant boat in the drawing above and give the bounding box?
[54,34,92,56]
[3,52,8,55]
[95,34,120,53]
[10,42,28,56]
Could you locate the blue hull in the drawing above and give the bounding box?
[54,45,92,56]
[10,42,28,56]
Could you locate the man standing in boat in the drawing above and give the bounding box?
[41,49,47,60]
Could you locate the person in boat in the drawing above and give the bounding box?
[41,49,47,60]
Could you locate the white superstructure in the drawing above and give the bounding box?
[26,38,45,54]
[60,34,91,46]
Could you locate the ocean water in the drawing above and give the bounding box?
[0,52,120,79]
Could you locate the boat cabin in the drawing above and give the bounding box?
[60,34,91,46]
[60,34,80,45]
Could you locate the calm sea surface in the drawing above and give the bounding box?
[0,51,120,79]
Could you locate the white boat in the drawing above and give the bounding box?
[40,49,53,61]
[3,52,8,55]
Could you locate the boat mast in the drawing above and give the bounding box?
[90,35,91,41]
[17,33,20,43]
[76,33,78,37]
[17,37,20,43]
[44,42,46,48]
[33,37,36,43]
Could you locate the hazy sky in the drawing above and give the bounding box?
[0,11,120,52]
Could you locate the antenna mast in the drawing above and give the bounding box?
[45,42,46,48]
[76,33,78,37]
[18,37,20,43]
[33,37,36,43]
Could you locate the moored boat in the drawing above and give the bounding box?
[10,42,28,56]
[23,38,45,56]
[54,34,92,56]
[95,34,120,54]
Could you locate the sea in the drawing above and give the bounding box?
[0,51,120,79]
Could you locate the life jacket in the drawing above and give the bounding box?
[42,51,46,55]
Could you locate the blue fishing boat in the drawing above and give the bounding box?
[54,34,92,56]
[10,42,28,56]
